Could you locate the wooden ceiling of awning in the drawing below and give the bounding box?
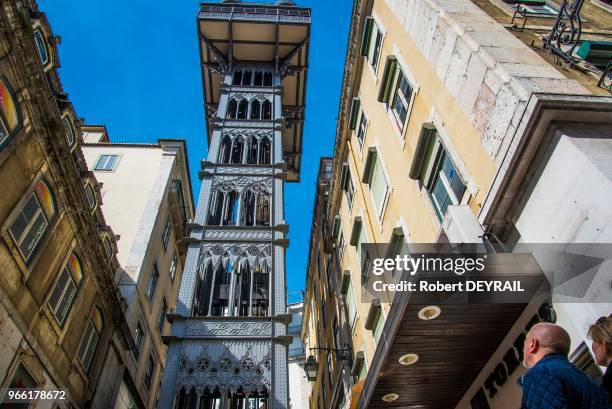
[364,303,527,409]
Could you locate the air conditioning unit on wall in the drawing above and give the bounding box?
[443,205,484,244]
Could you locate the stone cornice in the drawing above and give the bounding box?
[328,0,370,224]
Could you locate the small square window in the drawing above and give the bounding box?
[94,154,119,171]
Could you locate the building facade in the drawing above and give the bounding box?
[81,127,195,409]
[286,302,310,409]
[0,1,134,407]
[301,158,356,409]
[157,1,311,408]
[304,0,612,408]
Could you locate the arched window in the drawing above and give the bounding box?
[255,192,271,227]
[226,99,238,119]
[241,190,256,227]
[192,261,213,316]
[175,387,199,409]
[211,259,232,316]
[232,70,243,85]
[242,70,252,86]
[237,99,248,119]
[253,71,263,86]
[33,29,49,66]
[251,261,269,317]
[9,179,56,263]
[263,72,273,86]
[262,100,272,120]
[218,136,232,164]
[237,259,251,316]
[250,100,261,120]
[48,252,82,326]
[103,237,113,259]
[0,77,22,150]
[84,184,96,210]
[230,137,244,164]
[246,136,258,164]
[207,190,224,225]
[259,137,271,164]
[63,117,75,147]
[77,306,103,372]
[222,191,239,226]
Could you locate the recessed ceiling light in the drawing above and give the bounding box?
[418,305,441,320]
[382,393,399,402]
[398,353,419,366]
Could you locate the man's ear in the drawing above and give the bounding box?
[530,337,538,353]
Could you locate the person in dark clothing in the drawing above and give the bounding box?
[589,314,612,403]
[519,322,609,408]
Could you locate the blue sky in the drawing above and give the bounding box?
[39,0,353,298]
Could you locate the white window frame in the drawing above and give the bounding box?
[363,148,391,224]
[365,18,384,74]
[390,69,412,130]
[427,145,466,220]
[94,154,120,171]
[33,28,49,66]
[384,47,420,143]
[345,171,355,212]
[346,275,357,331]
[355,107,368,151]
[62,116,75,148]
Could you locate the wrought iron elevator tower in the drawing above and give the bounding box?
[157,1,310,408]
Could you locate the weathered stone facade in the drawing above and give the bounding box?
[0,1,134,407]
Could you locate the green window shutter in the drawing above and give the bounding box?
[360,17,374,57]
[361,148,377,184]
[332,215,341,239]
[351,351,365,376]
[377,57,397,103]
[349,98,361,130]
[408,123,437,180]
[341,270,351,295]
[349,217,362,246]
[364,299,382,331]
[339,163,349,191]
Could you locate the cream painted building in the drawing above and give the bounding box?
[287,302,311,409]
[81,126,194,409]
[307,0,612,408]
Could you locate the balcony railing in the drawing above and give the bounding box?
[198,4,311,23]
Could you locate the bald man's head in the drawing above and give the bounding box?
[523,323,571,368]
